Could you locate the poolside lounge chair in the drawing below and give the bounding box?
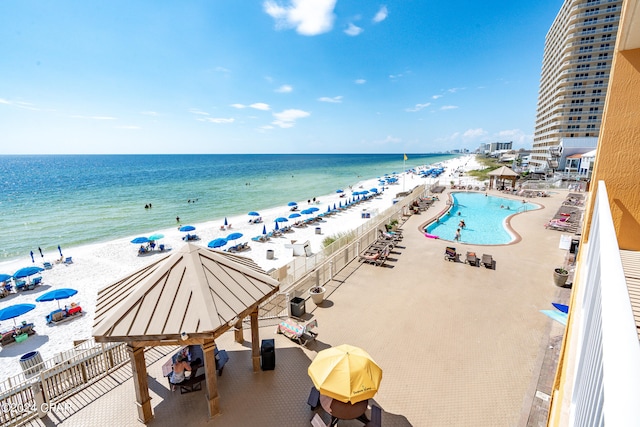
[481,254,494,269]
[43,261,53,270]
[465,251,479,267]
[276,318,318,346]
[444,247,458,262]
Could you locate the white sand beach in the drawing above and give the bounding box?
[0,155,483,381]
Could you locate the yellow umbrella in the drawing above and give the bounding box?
[307,344,382,403]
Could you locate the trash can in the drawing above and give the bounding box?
[290,296,306,318]
[266,249,274,260]
[315,227,321,235]
[19,351,43,378]
[570,239,580,254]
[261,339,275,371]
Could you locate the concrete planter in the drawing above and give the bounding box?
[309,287,326,305]
[553,268,569,287]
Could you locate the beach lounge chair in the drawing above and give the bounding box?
[64,256,73,264]
[444,247,458,262]
[481,254,494,269]
[43,261,53,270]
[465,251,479,267]
[276,318,318,347]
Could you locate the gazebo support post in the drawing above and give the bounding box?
[203,340,221,418]
[127,344,153,424]
[234,318,244,343]
[250,308,260,372]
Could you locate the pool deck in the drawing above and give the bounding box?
[26,188,575,427]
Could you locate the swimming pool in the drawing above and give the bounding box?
[425,192,539,245]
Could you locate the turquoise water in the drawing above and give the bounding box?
[0,153,457,261]
[425,192,538,245]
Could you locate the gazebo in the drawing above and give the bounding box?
[487,165,519,190]
[92,243,280,423]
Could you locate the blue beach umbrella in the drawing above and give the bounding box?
[148,234,164,241]
[0,273,12,282]
[0,304,36,325]
[224,217,228,226]
[336,189,343,193]
[361,190,369,195]
[179,225,196,232]
[327,205,331,213]
[274,221,279,231]
[13,266,44,279]
[131,237,149,244]
[370,188,378,193]
[287,201,297,207]
[58,245,63,257]
[208,238,228,248]
[30,251,34,263]
[289,213,301,218]
[301,208,314,215]
[262,225,267,235]
[275,217,288,223]
[308,207,319,213]
[248,211,260,217]
[226,232,243,241]
[36,288,78,309]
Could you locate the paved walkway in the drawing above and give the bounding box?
[26,189,574,427]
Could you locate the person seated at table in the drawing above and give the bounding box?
[169,355,192,391]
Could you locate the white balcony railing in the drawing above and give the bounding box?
[566,181,640,426]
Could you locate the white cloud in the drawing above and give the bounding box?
[463,128,488,139]
[389,73,403,80]
[447,87,464,93]
[355,79,366,84]
[275,84,293,93]
[70,115,117,120]
[215,66,231,73]
[189,109,210,116]
[494,129,529,145]
[250,103,271,111]
[373,6,388,23]
[272,108,310,128]
[432,94,442,100]
[318,96,343,103]
[200,117,235,124]
[440,105,458,110]
[405,103,430,112]
[0,98,41,111]
[264,0,336,36]
[344,23,363,36]
[231,104,247,109]
[140,111,159,116]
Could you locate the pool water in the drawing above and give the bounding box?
[425,192,538,245]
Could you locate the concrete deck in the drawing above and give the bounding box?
[26,189,575,427]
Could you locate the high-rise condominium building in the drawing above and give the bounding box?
[530,0,622,174]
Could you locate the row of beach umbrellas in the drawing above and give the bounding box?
[127,191,378,249]
[0,288,78,325]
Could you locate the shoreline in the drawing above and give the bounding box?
[0,155,483,381]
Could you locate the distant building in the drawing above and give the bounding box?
[530,0,622,173]
[479,141,513,156]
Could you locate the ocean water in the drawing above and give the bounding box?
[0,153,456,262]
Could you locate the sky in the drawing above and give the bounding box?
[0,0,563,155]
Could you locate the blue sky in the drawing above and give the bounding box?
[0,0,561,154]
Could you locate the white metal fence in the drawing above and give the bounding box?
[567,181,640,426]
